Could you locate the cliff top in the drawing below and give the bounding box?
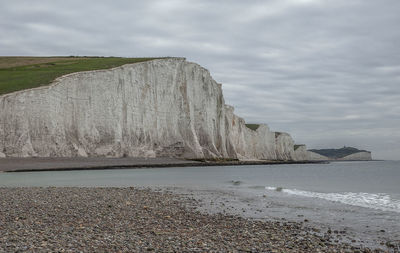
[0,56,164,95]
[309,146,371,159]
[245,124,260,131]
[294,144,305,150]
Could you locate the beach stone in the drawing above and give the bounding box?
[0,187,382,252]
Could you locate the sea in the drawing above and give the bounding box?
[1,160,399,248]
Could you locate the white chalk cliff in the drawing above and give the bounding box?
[307,151,372,161]
[307,151,329,160]
[0,58,308,160]
[338,152,372,161]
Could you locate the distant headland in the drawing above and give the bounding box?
[308,146,372,161]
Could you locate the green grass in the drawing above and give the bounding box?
[0,57,159,95]
[294,144,305,151]
[245,124,260,131]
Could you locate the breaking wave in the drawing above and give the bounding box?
[265,186,400,213]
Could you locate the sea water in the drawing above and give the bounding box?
[1,161,399,212]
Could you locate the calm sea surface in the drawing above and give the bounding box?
[1,160,399,212]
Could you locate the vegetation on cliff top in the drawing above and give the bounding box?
[245,124,260,131]
[309,146,370,159]
[294,144,305,151]
[0,56,159,95]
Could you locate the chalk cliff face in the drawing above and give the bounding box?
[307,151,372,161]
[338,152,372,161]
[293,145,309,161]
[307,151,330,160]
[0,58,307,160]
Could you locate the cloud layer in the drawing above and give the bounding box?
[1,0,399,159]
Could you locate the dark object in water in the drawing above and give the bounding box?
[231,180,242,186]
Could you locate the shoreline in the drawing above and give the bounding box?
[165,185,399,252]
[0,187,389,252]
[0,157,326,173]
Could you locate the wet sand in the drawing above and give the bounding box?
[0,157,200,172]
[0,187,386,252]
[0,157,323,172]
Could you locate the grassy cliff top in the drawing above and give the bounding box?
[294,144,305,151]
[245,124,260,131]
[0,56,159,95]
[309,146,370,159]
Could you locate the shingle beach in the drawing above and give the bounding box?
[0,187,389,252]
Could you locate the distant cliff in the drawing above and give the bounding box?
[308,147,372,161]
[0,58,308,160]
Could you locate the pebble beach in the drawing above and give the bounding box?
[0,187,390,252]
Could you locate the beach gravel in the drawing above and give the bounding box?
[0,187,386,252]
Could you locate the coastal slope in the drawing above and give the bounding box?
[337,152,372,161]
[0,58,307,160]
[308,147,372,161]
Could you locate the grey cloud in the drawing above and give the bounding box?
[0,0,399,159]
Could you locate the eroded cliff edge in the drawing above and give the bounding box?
[0,58,307,160]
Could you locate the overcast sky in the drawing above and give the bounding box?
[1,0,399,159]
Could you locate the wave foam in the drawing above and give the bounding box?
[265,186,400,213]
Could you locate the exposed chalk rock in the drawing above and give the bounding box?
[0,58,307,160]
[307,151,330,161]
[293,145,309,161]
[307,147,372,161]
[338,152,372,161]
